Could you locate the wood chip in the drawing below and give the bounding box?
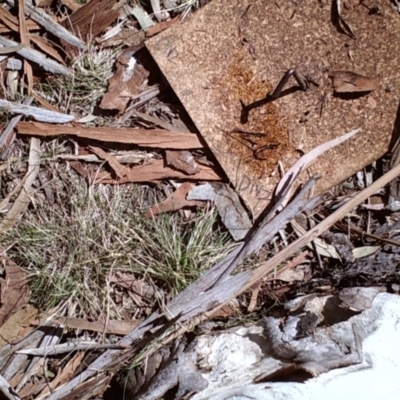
[0,97,33,159]
[88,146,131,178]
[92,159,221,183]
[69,160,89,178]
[0,7,40,33]
[145,15,180,37]
[61,0,122,55]
[17,121,203,149]
[0,260,29,327]
[18,0,33,94]
[165,150,199,174]
[187,182,252,240]
[0,374,21,400]
[60,0,82,12]
[329,71,379,93]
[145,182,205,217]
[100,45,149,112]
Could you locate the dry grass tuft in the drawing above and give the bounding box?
[1,166,234,320]
[34,44,119,117]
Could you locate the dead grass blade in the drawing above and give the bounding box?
[276,128,361,206]
[17,121,203,149]
[42,180,317,400]
[0,137,41,233]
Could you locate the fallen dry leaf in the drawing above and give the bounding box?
[69,160,89,178]
[329,71,379,93]
[18,379,47,399]
[273,251,310,283]
[100,45,148,112]
[17,121,203,149]
[334,0,356,38]
[110,272,155,307]
[165,150,199,175]
[208,299,240,318]
[30,35,66,65]
[187,182,252,240]
[0,259,30,327]
[37,352,86,399]
[88,146,130,178]
[0,306,37,348]
[145,182,205,217]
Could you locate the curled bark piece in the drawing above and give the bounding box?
[329,71,379,93]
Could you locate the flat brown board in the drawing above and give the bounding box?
[146,0,400,216]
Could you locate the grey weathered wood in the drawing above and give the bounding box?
[0,97,33,160]
[0,99,74,123]
[6,0,87,50]
[0,37,70,75]
[0,374,20,400]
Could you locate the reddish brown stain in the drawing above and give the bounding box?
[215,52,290,178]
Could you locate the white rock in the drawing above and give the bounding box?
[192,292,400,400]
